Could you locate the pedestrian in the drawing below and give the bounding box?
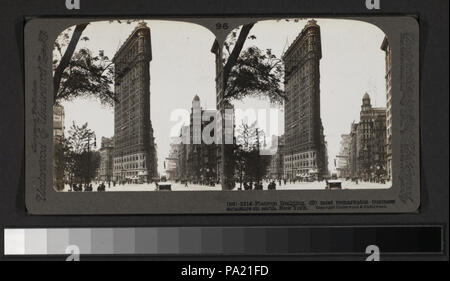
[97,183,105,192]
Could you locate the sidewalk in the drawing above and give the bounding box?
[62,180,390,192]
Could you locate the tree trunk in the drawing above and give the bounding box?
[222,23,254,93]
[53,23,88,103]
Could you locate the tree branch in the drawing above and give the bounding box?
[53,23,88,104]
[222,23,254,88]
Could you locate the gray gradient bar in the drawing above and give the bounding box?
[47,228,69,254]
[135,227,157,254]
[179,227,202,254]
[4,229,25,255]
[244,227,266,254]
[113,228,135,254]
[25,229,47,255]
[157,228,180,254]
[4,226,443,255]
[91,228,114,254]
[223,227,245,254]
[201,227,223,254]
[69,228,92,254]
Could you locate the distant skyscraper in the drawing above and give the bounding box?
[99,137,114,183]
[186,95,218,182]
[166,142,180,180]
[356,93,387,180]
[112,22,157,182]
[381,36,392,181]
[267,135,285,179]
[349,122,359,178]
[282,19,327,180]
[337,134,351,178]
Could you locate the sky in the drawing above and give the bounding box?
[57,18,386,174]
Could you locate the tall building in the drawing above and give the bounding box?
[165,142,180,180]
[337,134,351,178]
[282,19,327,180]
[183,95,218,183]
[357,93,374,179]
[112,22,157,183]
[321,125,330,178]
[349,122,359,178]
[381,36,392,181]
[371,107,387,179]
[355,93,387,181]
[267,135,285,179]
[177,125,190,181]
[99,137,114,183]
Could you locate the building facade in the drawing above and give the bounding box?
[357,93,374,180]
[112,22,157,183]
[177,125,190,181]
[176,96,218,184]
[370,107,387,180]
[347,93,387,181]
[357,93,387,180]
[349,122,359,178]
[282,19,327,180]
[337,134,351,178]
[165,142,180,180]
[381,36,392,181]
[267,135,285,179]
[98,137,114,183]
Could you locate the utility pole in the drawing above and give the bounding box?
[255,128,261,183]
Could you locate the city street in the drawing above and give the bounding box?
[63,180,391,192]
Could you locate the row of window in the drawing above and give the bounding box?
[285,151,316,162]
[116,39,143,70]
[114,161,146,170]
[285,160,316,169]
[114,154,146,164]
